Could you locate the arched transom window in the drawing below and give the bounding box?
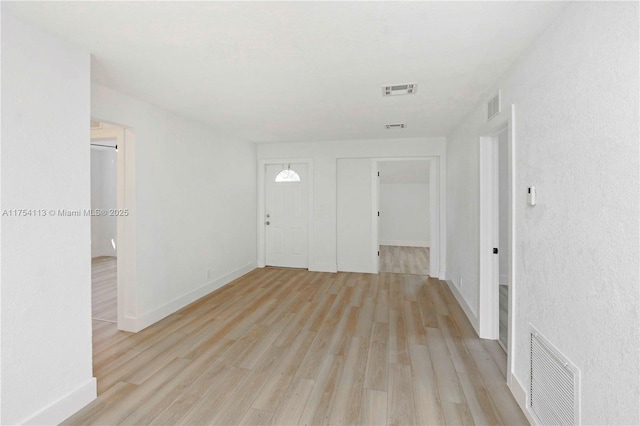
[275,168,301,182]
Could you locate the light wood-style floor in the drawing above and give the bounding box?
[69,264,527,425]
[92,256,117,322]
[379,245,429,275]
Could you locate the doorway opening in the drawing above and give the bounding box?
[376,160,431,275]
[478,105,515,383]
[90,121,121,326]
[90,129,117,325]
[371,157,440,278]
[495,128,509,351]
[89,119,136,336]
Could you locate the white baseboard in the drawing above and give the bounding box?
[91,248,116,258]
[22,378,96,425]
[337,262,376,274]
[118,315,139,333]
[310,262,338,273]
[445,280,479,335]
[508,373,538,425]
[438,269,446,280]
[379,240,429,248]
[122,262,256,332]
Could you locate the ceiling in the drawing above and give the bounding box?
[379,160,429,184]
[6,1,569,143]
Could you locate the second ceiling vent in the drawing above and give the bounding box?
[382,83,417,96]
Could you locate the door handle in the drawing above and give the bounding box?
[265,221,270,225]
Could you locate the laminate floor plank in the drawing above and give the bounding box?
[408,343,446,425]
[416,283,439,329]
[252,330,316,411]
[239,408,273,426]
[389,308,410,366]
[298,353,345,426]
[364,339,388,392]
[361,389,388,426]
[327,336,369,425]
[436,321,500,425]
[379,246,429,275]
[119,338,237,425]
[269,377,315,426]
[68,266,528,425]
[212,345,286,426]
[93,357,191,426]
[425,327,466,404]
[180,366,250,425]
[148,393,202,426]
[387,363,416,426]
[91,257,117,322]
[442,401,475,425]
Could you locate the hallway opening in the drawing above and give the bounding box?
[90,121,120,324]
[376,159,432,276]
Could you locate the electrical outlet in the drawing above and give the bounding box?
[206,268,212,280]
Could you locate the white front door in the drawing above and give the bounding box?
[265,163,308,268]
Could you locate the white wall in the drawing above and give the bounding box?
[257,137,446,276]
[92,84,257,332]
[336,158,373,272]
[1,10,96,425]
[90,144,117,257]
[379,183,429,247]
[446,2,639,424]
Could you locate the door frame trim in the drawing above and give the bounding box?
[478,104,516,386]
[257,158,314,269]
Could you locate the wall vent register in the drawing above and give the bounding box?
[487,91,501,120]
[529,326,580,425]
[385,123,406,129]
[382,83,417,96]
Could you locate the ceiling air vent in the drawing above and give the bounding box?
[385,123,406,129]
[382,83,417,96]
[487,91,501,121]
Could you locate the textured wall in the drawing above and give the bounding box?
[446,2,639,424]
[447,110,482,314]
[1,10,95,424]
